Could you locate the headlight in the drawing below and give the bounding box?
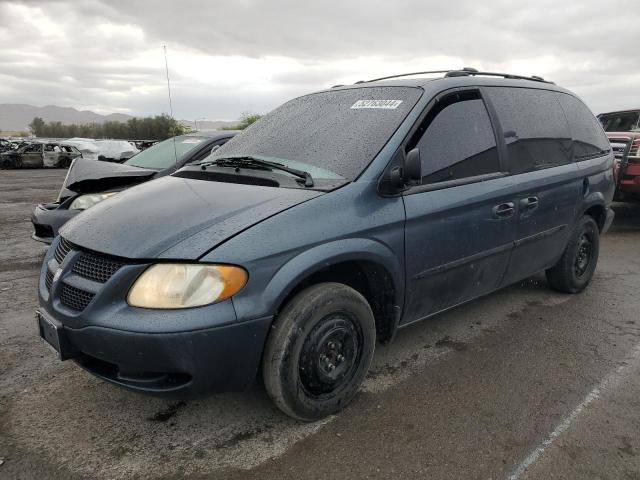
[127,264,248,309]
[69,192,117,210]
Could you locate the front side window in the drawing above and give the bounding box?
[413,92,500,184]
[24,144,42,153]
[485,87,572,174]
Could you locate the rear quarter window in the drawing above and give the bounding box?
[485,87,572,174]
[557,93,611,160]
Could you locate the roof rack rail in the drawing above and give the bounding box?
[357,68,554,85]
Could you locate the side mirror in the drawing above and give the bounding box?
[388,148,422,190]
[404,148,422,185]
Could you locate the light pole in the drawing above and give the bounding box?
[194,117,206,132]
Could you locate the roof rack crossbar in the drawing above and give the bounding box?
[358,68,554,85]
[360,70,453,84]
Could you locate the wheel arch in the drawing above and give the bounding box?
[580,194,607,231]
[263,238,404,343]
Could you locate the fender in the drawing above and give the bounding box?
[261,237,404,319]
[574,153,615,230]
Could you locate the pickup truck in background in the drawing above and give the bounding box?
[599,109,640,200]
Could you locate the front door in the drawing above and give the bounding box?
[402,89,516,324]
[21,144,44,167]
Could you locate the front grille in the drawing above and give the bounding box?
[45,270,54,291]
[49,239,131,312]
[60,284,95,311]
[54,237,73,264]
[610,142,629,159]
[73,252,123,283]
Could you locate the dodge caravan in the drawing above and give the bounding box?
[37,69,615,420]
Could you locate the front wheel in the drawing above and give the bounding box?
[262,283,376,421]
[546,216,600,293]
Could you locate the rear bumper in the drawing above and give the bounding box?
[602,207,615,235]
[31,203,78,244]
[50,314,272,397]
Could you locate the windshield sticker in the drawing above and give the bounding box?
[351,99,403,110]
[181,139,203,144]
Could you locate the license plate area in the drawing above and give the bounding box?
[36,311,77,360]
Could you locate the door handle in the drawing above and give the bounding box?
[519,196,539,210]
[492,202,515,218]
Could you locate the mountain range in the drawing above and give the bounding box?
[0,104,134,131]
[0,104,236,132]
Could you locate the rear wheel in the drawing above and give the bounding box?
[546,216,600,293]
[262,283,376,421]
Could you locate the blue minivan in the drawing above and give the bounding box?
[37,69,615,420]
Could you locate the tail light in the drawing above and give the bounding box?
[630,139,640,157]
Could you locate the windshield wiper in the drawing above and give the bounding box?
[198,156,314,187]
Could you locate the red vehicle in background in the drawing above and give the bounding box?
[599,109,640,200]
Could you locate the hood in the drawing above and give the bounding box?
[59,158,156,197]
[60,175,322,260]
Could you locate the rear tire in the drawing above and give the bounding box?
[546,216,599,293]
[263,283,376,421]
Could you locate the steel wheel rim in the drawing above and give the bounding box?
[574,232,593,278]
[298,313,362,397]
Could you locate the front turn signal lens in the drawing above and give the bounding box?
[127,264,247,309]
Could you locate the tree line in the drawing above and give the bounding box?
[222,112,263,130]
[28,115,188,140]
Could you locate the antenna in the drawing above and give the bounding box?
[163,45,178,168]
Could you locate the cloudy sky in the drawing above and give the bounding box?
[0,0,638,121]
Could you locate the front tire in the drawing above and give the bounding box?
[262,283,376,421]
[546,216,600,293]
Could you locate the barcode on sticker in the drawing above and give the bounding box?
[351,99,403,110]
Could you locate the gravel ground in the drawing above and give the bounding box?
[1,169,639,479]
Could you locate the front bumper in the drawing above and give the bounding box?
[38,237,272,397]
[31,203,79,244]
[617,161,640,195]
[59,315,272,397]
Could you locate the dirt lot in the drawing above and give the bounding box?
[1,169,639,479]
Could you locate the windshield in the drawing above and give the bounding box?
[598,111,640,132]
[125,135,206,170]
[208,86,422,181]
